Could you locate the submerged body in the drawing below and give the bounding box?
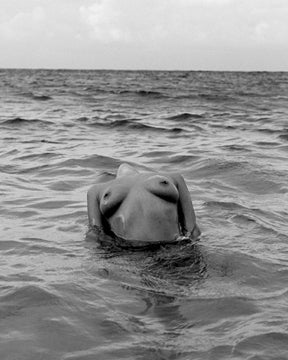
[87,164,200,243]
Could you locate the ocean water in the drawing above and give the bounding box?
[0,69,288,360]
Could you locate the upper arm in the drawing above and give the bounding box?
[169,173,199,236]
[87,173,117,227]
[87,184,103,227]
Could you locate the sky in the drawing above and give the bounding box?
[0,0,288,71]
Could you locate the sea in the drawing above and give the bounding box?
[0,69,288,360]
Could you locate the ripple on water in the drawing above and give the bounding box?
[1,69,288,360]
[234,332,288,359]
[0,285,61,311]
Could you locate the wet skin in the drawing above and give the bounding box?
[87,167,199,243]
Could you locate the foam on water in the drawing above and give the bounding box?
[0,69,288,360]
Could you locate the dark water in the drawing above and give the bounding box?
[0,69,288,360]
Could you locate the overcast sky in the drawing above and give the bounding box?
[0,0,288,70]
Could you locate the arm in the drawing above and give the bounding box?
[170,173,200,238]
[87,173,116,228]
[87,184,103,227]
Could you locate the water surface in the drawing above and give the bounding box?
[0,69,288,359]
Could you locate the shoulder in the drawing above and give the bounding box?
[87,185,102,210]
[87,181,112,202]
[87,173,117,198]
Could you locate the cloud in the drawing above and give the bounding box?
[80,1,130,42]
[0,7,46,41]
[80,0,162,43]
[249,4,288,45]
[0,0,288,69]
[177,0,234,6]
[79,0,288,47]
[79,0,216,44]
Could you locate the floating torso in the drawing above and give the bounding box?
[99,174,180,242]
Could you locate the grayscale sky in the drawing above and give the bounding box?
[1,0,287,70]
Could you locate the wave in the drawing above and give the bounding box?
[173,92,236,102]
[18,90,53,101]
[32,94,52,101]
[198,93,235,102]
[255,128,288,142]
[0,285,60,309]
[221,144,251,152]
[204,200,247,212]
[76,116,89,122]
[161,154,197,164]
[279,132,288,141]
[88,118,184,133]
[236,90,268,98]
[16,152,60,161]
[70,86,168,99]
[1,117,53,126]
[257,128,282,135]
[254,141,281,147]
[81,87,167,99]
[234,332,288,358]
[40,139,61,144]
[118,89,166,98]
[58,154,122,170]
[192,159,246,177]
[166,112,204,121]
[141,150,174,158]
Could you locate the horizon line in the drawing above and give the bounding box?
[0,67,287,73]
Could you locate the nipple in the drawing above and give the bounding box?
[160,179,169,186]
[102,191,111,204]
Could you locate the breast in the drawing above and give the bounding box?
[143,175,179,203]
[99,183,128,218]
